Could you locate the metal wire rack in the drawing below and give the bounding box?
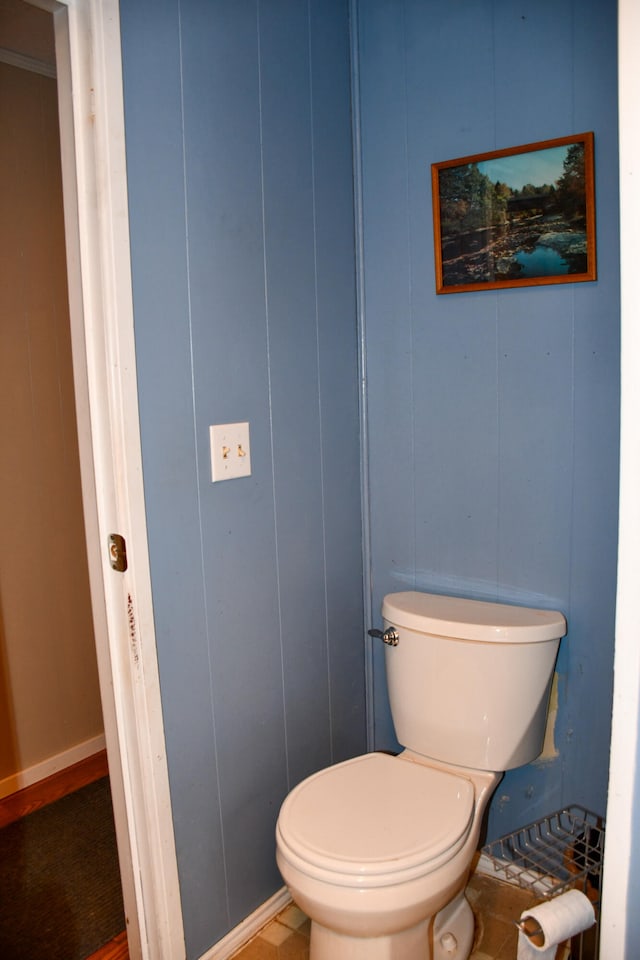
[481,805,605,959]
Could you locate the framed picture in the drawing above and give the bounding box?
[431,132,596,294]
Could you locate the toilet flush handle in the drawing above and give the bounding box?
[368,627,399,647]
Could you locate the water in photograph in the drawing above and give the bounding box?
[514,245,568,277]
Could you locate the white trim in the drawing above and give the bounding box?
[51,6,143,955]
[201,888,292,960]
[49,1,185,958]
[475,852,505,879]
[0,735,106,799]
[600,0,640,955]
[0,47,56,77]
[474,853,551,896]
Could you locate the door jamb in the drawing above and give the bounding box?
[601,0,640,953]
[33,1,186,957]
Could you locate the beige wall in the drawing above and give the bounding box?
[0,0,55,65]
[0,56,104,788]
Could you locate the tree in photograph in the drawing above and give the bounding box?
[439,164,508,235]
[555,144,586,221]
[438,164,475,235]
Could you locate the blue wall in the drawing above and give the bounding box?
[119,1,365,956]
[121,0,619,955]
[357,0,619,840]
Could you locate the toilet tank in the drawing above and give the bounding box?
[382,591,566,772]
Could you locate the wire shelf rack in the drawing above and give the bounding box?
[481,805,605,959]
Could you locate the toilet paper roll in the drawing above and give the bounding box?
[516,889,595,960]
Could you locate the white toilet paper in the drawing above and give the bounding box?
[516,889,595,960]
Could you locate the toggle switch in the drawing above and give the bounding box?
[210,422,251,481]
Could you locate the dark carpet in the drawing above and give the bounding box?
[0,777,125,960]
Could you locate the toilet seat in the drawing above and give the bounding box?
[276,753,475,888]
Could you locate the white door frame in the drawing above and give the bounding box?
[600,0,640,954]
[30,1,186,957]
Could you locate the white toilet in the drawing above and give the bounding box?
[275,590,566,960]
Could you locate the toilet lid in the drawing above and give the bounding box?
[277,753,474,881]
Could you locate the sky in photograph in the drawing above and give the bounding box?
[476,144,570,190]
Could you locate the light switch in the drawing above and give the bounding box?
[210,422,251,482]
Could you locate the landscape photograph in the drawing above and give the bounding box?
[432,133,596,293]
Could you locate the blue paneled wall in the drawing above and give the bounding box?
[121,0,619,955]
[358,0,619,839]
[120,1,365,956]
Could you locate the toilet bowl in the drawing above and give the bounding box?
[276,591,566,960]
[276,751,499,959]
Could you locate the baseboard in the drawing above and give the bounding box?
[200,887,292,960]
[475,851,505,878]
[0,740,109,829]
[475,851,541,889]
[0,733,106,800]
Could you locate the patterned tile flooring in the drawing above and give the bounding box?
[229,872,545,960]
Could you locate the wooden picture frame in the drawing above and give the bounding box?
[431,132,596,294]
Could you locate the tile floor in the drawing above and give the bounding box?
[229,872,548,960]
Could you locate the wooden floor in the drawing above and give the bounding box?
[0,751,129,960]
[86,930,129,960]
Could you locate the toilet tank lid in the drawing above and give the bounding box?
[382,591,567,643]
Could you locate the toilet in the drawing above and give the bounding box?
[275,590,566,960]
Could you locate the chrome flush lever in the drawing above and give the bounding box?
[368,627,399,647]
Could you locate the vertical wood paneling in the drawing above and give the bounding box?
[122,0,619,950]
[180,0,288,932]
[309,0,365,764]
[357,2,416,742]
[492,0,575,146]
[561,0,620,813]
[404,0,500,600]
[121,0,363,954]
[259,0,332,789]
[496,291,574,603]
[120,2,230,952]
[359,0,619,841]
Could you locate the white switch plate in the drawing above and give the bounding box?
[210,422,251,482]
